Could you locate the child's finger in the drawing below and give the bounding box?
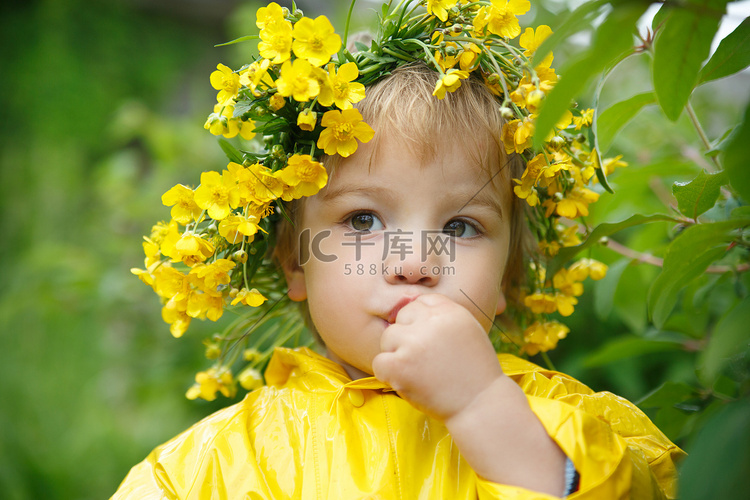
[371,351,397,386]
[379,324,403,353]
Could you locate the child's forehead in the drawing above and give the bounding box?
[323,131,512,208]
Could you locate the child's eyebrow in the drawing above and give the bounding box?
[456,191,505,220]
[321,185,395,203]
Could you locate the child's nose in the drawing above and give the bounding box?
[382,231,443,286]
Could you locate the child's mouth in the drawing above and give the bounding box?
[386,296,417,324]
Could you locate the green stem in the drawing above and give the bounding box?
[686,101,721,171]
[541,351,556,371]
[343,0,358,49]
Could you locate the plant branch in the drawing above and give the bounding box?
[605,239,750,274]
[686,101,721,172]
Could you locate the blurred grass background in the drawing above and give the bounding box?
[1,0,747,498]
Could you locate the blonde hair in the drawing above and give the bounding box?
[275,62,529,341]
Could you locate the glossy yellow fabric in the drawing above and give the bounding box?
[112,347,684,499]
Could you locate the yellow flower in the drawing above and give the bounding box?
[317,108,375,157]
[459,43,482,71]
[174,234,215,267]
[292,15,341,67]
[297,109,317,131]
[239,58,273,93]
[602,155,627,176]
[513,180,539,206]
[161,184,202,225]
[156,221,182,261]
[552,292,578,317]
[553,268,584,297]
[269,93,286,111]
[210,64,240,105]
[426,0,457,22]
[219,214,264,244]
[276,58,320,102]
[204,104,256,140]
[187,289,225,321]
[279,154,328,197]
[432,69,470,99]
[186,367,236,401]
[189,258,235,291]
[162,301,192,338]
[152,266,190,301]
[317,62,366,110]
[230,162,285,204]
[238,366,264,391]
[569,258,608,281]
[522,320,569,356]
[435,42,460,71]
[230,287,268,307]
[502,117,534,154]
[475,0,530,39]
[194,170,240,221]
[519,25,552,56]
[555,186,600,219]
[573,108,594,130]
[524,292,557,314]
[258,18,293,64]
[559,224,582,248]
[256,2,285,30]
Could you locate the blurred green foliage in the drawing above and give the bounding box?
[1,0,748,498]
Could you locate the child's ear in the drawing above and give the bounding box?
[495,291,507,316]
[283,261,307,302]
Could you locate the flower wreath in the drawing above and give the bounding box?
[132,0,625,401]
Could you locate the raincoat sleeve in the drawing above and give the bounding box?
[110,396,272,500]
[472,357,685,499]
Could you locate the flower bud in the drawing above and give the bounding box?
[499,106,515,120]
[271,144,285,159]
[232,249,249,264]
[486,73,501,85]
[445,45,458,57]
[598,236,609,246]
[526,89,545,114]
[243,348,261,361]
[205,343,221,360]
[554,191,564,202]
[238,366,263,390]
[547,135,565,151]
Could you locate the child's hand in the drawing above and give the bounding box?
[372,293,504,421]
[372,293,566,494]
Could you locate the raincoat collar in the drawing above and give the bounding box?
[265,347,393,393]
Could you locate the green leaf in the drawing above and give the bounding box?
[723,101,750,202]
[597,92,656,153]
[583,336,683,368]
[672,170,728,220]
[637,381,696,408]
[547,214,677,276]
[679,400,750,500]
[534,2,648,149]
[652,0,727,121]
[700,17,750,83]
[214,35,257,47]
[648,219,750,328]
[218,138,244,164]
[700,295,750,383]
[532,0,609,67]
[594,258,630,320]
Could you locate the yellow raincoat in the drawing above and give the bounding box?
[112,347,683,499]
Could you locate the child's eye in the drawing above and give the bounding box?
[443,219,479,238]
[347,212,384,232]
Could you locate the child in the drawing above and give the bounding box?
[115,3,683,498]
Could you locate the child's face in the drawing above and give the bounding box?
[286,133,512,380]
